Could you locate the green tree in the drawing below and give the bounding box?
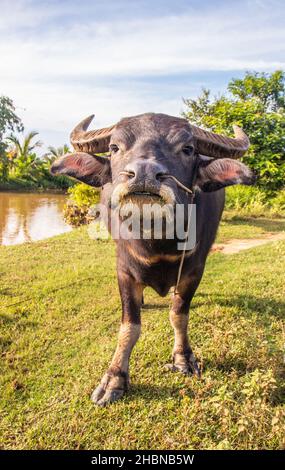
[43,144,70,164]
[0,96,24,181]
[7,131,42,179]
[183,71,285,191]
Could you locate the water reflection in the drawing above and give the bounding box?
[0,192,72,246]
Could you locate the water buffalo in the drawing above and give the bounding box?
[51,112,252,406]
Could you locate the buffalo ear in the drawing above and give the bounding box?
[50,152,111,187]
[196,157,254,192]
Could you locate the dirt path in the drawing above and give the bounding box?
[212,232,285,254]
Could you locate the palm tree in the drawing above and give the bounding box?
[7,131,42,178]
[43,144,70,164]
[7,131,42,158]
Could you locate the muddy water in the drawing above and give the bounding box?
[0,192,72,246]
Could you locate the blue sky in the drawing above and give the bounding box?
[1,0,285,152]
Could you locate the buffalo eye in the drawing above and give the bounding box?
[110,144,119,153]
[182,145,194,156]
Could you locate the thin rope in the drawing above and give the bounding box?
[174,192,195,295]
[118,170,196,295]
[162,172,197,294]
[119,171,193,195]
[160,174,193,195]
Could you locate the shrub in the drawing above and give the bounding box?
[64,183,100,226]
[63,203,92,227]
[225,186,285,218]
[225,186,268,217]
[67,183,100,207]
[225,185,267,208]
[270,190,285,215]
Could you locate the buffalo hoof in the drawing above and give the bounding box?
[164,352,201,377]
[91,371,128,406]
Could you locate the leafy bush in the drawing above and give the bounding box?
[225,186,285,218]
[64,183,101,226]
[225,186,267,208]
[63,203,93,227]
[66,183,100,207]
[270,190,285,215]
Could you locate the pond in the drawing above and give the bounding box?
[0,192,72,246]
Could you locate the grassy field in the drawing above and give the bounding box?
[0,217,285,450]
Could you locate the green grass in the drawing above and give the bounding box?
[0,219,285,450]
[217,217,285,243]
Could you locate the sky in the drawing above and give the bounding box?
[1,0,285,152]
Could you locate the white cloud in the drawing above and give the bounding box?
[0,0,284,149]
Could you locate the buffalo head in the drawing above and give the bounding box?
[51,112,252,208]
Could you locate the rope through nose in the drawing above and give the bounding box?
[119,171,134,177]
[119,170,195,296]
[119,171,193,195]
[160,174,193,195]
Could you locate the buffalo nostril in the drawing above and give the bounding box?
[156,172,167,181]
[120,170,135,179]
[127,171,135,179]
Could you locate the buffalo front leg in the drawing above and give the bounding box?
[91,273,143,406]
[166,275,202,377]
